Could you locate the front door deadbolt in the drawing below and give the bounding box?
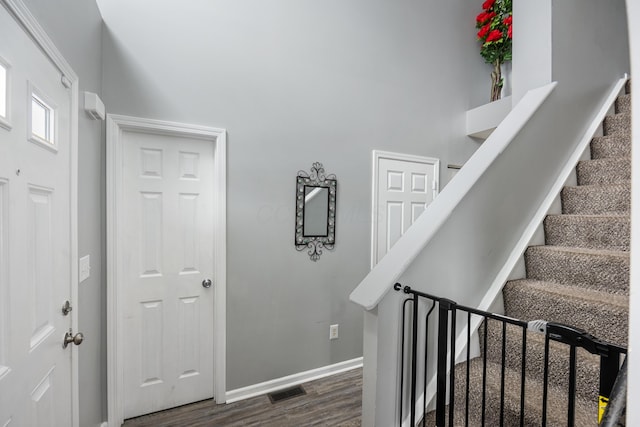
[62,300,72,316]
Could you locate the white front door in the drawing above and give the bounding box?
[120,128,216,419]
[372,151,439,266]
[0,4,76,426]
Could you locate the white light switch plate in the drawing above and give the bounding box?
[79,255,91,283]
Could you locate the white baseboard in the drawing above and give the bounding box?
[225,357,363,404]
[100,422,108,427]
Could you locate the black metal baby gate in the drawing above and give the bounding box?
[395,284,627,427]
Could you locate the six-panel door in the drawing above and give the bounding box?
[122,131,215,419]
[375,155,439,264]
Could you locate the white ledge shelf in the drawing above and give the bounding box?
[466,95,512,139]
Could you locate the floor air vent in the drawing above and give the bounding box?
[267,385,306,403]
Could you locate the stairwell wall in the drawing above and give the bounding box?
[365,1,630,425]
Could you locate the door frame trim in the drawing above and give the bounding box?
[106,114,227,426]
[370,150,440,270]
[1,0,80,425]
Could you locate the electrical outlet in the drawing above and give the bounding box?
[329,324,339,340]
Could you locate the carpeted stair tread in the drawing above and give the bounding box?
[503,279,628,346]
[576,157,630,185]
[480,318,602,402]
[544,214,630,251]
[615,93,631,114]
[561,183,630,215]
[525,245,629,294]
[590,134,630,159]
[451,358,596,426]
[603,112,631,136]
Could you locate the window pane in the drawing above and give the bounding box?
[0,65,6,118]
[31,97,48,140]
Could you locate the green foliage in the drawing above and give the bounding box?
[476,0,512,66]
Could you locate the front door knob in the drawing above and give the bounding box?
[63,329,84,349]
[202,279,212,289]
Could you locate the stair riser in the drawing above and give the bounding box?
[561,185,630,215]
[576,158,630,185]
[451,360,597,426]
[525,247,629,294]
[590,135,630,159]
[626,79,631,95]
[603,113,631,136]
[479,320,600,402]
[544,216,630,251]
[503,283,628,347]
[615,94,631,114]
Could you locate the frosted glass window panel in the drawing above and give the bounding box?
[0,64,6,118]
[31,94,54,143]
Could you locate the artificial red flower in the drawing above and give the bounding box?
[503,15,512,26]
[485,29,503,42]
[477,24,491,39]
[482,0,496,10]
[507,24,512,39]
[476,11,496,24]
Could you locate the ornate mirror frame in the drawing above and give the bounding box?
[295,162,337,261]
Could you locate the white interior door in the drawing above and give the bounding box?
[372,151,439,266]
[0,4,76,426]
[121,129,216,419]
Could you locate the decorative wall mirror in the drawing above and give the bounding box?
[295,162,337,261]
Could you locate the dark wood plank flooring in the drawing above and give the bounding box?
[123,367,362,427]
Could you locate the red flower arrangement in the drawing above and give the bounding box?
[476,0,512,101]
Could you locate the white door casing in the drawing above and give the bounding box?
[107,115,227,425]
[371,151,439,268]
[0,0,79,426]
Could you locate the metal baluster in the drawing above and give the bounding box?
[449,308,457,427]
[542,333,550,427]
[424,301,436,427]
[410,293,420,427]
[436,300,452,427]
[465,312,471,427]
[567,345,577,427]
[500,322,506,426]
[400,298,412,427]
[520,326,527,427]
[481,319,488,427]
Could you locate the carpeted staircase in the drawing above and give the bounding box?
[430,80,631,426]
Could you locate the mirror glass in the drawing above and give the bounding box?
[303,186,329,236]
[295,162,337,261]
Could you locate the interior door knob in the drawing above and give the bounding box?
[202,279,212,288]
[63,329,84,349]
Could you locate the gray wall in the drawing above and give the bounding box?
[98,0,488,391]
[20,0,106,426]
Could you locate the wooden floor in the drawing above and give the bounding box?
[123,367,362,427]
